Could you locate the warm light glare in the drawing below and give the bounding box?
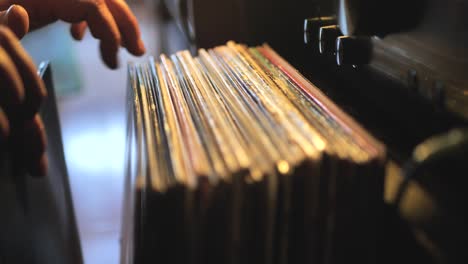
[65,121,125,175]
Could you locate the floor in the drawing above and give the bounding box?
[24,3,163,263]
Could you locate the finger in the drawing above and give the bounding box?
[106,0,145,56]
[0,26,46,119]
[99,40,118,69]
[21,115,47,158]
[86,4,120,68]
[70,21,87,41]
[22,115,47,177]
[82,2,121,68]
[0,5,29,39]
[59,1,121,68]
[0,45,24,111]
[29,153,48,177]
[0,107,9,142]
[10,114,47,172]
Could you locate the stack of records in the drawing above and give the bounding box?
[122,42,386,264]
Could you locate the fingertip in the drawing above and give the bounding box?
[124,38,146,57]
[70,26,81,41]
[40,155,48,177]
[6,5,29,39]
[105,0,145,56]
[33,76,47,102]
[105,54,119,69]
[33,114,47,152]
[0,108,10,141]
[21,76,47,120]
[105,57,119,69]
[100,41,119,69]
[70,22,87,41]
[30,154,48,177]
[134,38,146,56]
[20,114,47,155]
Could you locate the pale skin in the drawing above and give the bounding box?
[0,0,146,176]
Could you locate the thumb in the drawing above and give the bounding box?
[0,5,29,39]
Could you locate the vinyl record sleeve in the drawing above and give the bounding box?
[123,43,386,264]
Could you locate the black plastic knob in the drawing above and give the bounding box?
[304,16,336,45]
[336,36,373,66]
[318,25,341,55]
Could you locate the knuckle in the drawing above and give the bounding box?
[86,0,106,13]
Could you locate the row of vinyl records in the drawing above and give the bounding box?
[122,41,386,264]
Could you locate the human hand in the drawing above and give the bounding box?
[0,0,146,69]
[0,25,48,176]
